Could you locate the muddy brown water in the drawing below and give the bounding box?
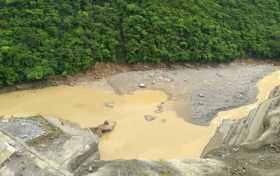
[0,71,280,160]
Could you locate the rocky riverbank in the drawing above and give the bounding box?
[1,61,278,126]
[107,62,277,125]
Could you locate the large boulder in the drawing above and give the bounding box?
[0,130,72,176]
[0,116,99,175]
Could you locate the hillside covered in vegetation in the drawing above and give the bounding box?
[0,0,280,86]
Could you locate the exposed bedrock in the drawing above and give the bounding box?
[0,116,100,176]
[203,85,280,176]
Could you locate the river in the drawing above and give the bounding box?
[0,71,280,160]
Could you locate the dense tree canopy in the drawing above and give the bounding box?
[0,0,280,86]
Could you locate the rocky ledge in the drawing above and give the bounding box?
[2,86,280,176]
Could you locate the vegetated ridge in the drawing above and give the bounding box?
[0,0,280,86]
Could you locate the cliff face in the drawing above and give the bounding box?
[2,86,280,176]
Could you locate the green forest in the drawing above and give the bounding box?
[0,0,280,86]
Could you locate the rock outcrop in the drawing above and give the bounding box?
[0,116,99,175]
[203,85,280,176]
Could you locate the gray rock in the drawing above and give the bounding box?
[199,93,205,97]
[0,117,48,142]
[217,90,280,148]
[88,166,94,173]
[138,83,146,88]
[81,159,228,176]
[203,86,280,176]
[0,116,99,175]
[216,73,223,77]
[0,130,73,176]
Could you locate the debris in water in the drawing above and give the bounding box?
[144,115,157,121]
[155,103,164,113]
[91,120,117,137]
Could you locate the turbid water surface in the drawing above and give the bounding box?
[0,71,280,160]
